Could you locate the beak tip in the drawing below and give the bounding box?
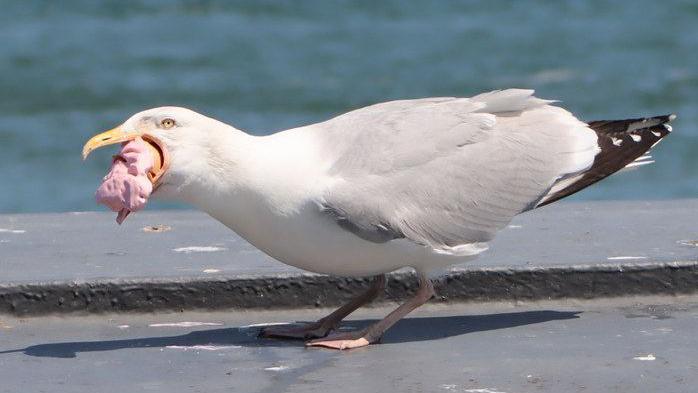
[81,126,131,161]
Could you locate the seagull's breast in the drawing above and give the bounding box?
[206,195,477,276]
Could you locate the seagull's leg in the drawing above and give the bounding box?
[306,274,435,350]
[259,274,386,339]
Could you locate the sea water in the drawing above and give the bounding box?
[0,0,696,213]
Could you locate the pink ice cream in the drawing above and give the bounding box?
[95,137,154,224]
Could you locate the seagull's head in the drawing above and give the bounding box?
[82,106,238,198]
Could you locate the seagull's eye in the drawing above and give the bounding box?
[160,118,176,129]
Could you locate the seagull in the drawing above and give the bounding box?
[82,89,674,349]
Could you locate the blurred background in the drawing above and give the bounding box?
[0,0,696,213]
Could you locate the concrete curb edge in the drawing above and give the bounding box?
[1,262,697,316]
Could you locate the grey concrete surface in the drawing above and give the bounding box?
[2,199,698,283]
[1,295,697,393]
[2,200,698,315]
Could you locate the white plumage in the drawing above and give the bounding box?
[150,89,598,276]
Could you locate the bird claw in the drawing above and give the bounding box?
[259,321,334,340]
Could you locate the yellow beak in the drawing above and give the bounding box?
[82,126,141,160]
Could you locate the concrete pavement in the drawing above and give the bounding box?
[3,199,698,283]
[1,295,697,393]
[2,200,698,315]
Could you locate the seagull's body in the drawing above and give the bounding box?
[84,89,674,349]
[163,128,480,277]
[157,90,599,276]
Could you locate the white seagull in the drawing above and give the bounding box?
[83,89,674,349]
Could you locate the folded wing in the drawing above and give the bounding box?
[313,89,599,255]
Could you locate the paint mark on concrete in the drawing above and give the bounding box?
[607,256,648,260]
[264,366,289,372]
[677,239,698,247]
[149,322,223,328]
[464,389,508,393]
[173,246,227,253]
[507,225,522,229]
[0,228,25,234]
[440,384,457,391]
[143,225,172,233]
[166,345,241,351]
[633,354,656,361]
[203,268,221,274]
[117,325,130,329]
[238,322,291,329]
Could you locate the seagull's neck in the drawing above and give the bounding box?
[171,125,327,220]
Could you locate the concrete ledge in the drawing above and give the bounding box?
[2,262,697,316]
[2,200,698,316]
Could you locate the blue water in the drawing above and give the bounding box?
[1,1,697,213]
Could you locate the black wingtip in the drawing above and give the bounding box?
[586,114,675,137]
[536,113,674,208]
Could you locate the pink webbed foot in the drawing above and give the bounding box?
[305,329,377,350]
[260,275,387,343]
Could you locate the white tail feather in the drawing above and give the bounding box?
[620,155,655,172]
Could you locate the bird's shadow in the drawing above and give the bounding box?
[0,310,580,358]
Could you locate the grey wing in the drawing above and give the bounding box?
[313,89,599,254]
